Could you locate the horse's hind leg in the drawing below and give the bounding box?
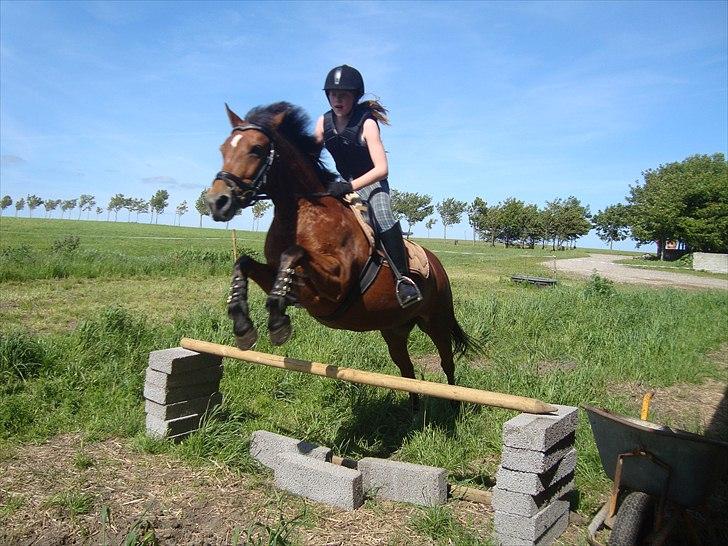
[266,246,305,346]
[381,323,419,410]
[229,255,275,350]
[416,314,456,386]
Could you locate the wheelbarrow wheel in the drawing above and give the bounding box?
[608,492,655,546]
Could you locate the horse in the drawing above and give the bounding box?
[206,102,479,406]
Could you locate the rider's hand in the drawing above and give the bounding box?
[328,179,354,199]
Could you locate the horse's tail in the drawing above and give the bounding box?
[451,316,485,358]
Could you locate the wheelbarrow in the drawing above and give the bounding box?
[584,403,728,545]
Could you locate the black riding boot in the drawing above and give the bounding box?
[380,222,422,308]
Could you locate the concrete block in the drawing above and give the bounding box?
[500,432,575,473]
[274,452,363,510]
[143,381,220,405]
[145,365,223,389]
[146,413,201,439]
[148,347,222,375]
[359,457,447,506]
[250,430,332,470]
[495,510,569,546]
[144,392,222,421]
[494,499,569,542]
[492,473,574,517]
[502,405,578,452]
[496,449,576,495]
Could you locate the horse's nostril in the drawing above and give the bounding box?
[215,195,230,211]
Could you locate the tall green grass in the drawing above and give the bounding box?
[2,279,726,514]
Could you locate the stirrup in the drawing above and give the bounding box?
[395,276,422,308]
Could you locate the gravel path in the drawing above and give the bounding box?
[548,253,728,290]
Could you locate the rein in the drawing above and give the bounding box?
[215,124,333,207]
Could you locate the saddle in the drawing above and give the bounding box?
[343,193,430,280]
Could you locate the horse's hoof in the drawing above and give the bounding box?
[235,327,258,350]
[269,323,292,346]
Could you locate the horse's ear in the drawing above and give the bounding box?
[225,103,245,127]
[270,109,288,129]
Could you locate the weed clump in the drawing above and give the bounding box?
[50,235,81,253]
[0,330,51,384]
[583,272,616,298]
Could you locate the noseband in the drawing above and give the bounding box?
[215,124,276,208]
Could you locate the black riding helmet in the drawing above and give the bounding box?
[323,65,364,101]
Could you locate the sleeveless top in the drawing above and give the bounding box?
[323,104,382,181]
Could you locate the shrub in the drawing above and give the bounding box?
[0,330,49,384]
[583,272,616,298]
[51,235,81,253]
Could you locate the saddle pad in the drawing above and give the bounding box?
[344,192,430,279]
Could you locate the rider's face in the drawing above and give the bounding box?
[327,90,355,117]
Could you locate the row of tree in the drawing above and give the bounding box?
[2,153,724,253]
[389,152,727,255]
[391,192,591,249]
[0,189,274,231]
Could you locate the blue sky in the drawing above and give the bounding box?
[1,1,726,250]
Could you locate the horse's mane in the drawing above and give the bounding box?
[245,102,337,186]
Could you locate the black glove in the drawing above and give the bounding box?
[328,179,354,199]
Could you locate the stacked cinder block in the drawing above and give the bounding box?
[493,405,578,546]
[249,430,449,510]
[144,348,223,440]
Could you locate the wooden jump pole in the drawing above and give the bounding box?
[180,338,557,415]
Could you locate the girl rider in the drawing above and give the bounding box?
[313,64,422,308]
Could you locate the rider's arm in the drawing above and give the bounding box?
[313,115,325,150]
[351,118,388,191]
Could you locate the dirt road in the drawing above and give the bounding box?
[548,253,728,290]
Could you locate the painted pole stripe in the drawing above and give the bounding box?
[180,338,557,414]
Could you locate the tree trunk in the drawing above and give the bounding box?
[199,214,203,228]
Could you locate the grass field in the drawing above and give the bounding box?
[2,217,727,544]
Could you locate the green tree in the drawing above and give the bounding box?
[107,194,125,222]
[195,190,210,227]
[78,194,95,219]
[14,197,24,218]
[175,200,188,226]
[628,153,728,258]
[43,199,61,218]
[498,198,527,247]
[543,197,590,250]
[95,206,103,219]
[132,198,149,222]
[61,199,77,220]
[482,203,502,246]
[26,195,43,219]
[391,190,433,238]
[467,197,488,243]
[425,218,437,238]
[435,197,467,240]
[592,204,629,250]
[1,195,12,217]
[149,189,169,224]
[251,201,272,231]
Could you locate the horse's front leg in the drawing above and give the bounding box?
[266,245,306,346]
[228,255,275,350]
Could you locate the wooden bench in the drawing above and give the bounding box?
[510,274,558,287]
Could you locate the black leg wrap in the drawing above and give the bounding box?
[266,266,297,346]
[228,271,257,349]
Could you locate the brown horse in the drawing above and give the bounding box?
[206,102,478,403]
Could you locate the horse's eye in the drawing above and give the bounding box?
[250,145,264,157]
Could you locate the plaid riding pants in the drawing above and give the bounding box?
[356,179,397,232]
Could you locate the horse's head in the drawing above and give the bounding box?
[206,104,284,222]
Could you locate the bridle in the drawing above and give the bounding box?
[215,124,276,208]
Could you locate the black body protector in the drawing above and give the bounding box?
[322,104,379,182]
[322,104,422,308]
